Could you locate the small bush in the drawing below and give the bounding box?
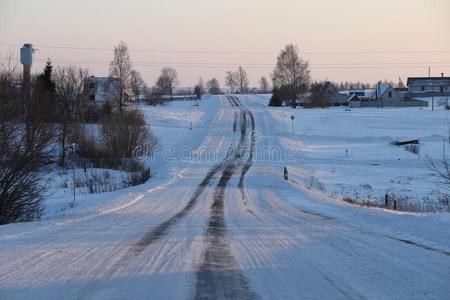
[84,168,151,194]
[405,144,419,155]
[269,93,283,107]
[102,109,153,158]
[126,168,151,187]
[342,195,381,208]
[74,177,85,188]
[68,109,155,195]
[307,176,326,191]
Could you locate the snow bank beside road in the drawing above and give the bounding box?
[38,97,219,220]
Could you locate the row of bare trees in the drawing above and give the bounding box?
[225,67,249,93]
[110,42,275,100]
[0,42,157,224]
[0,54,56,224]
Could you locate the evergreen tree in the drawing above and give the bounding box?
[36,60,56,93]
[32,60,57,123]
[269,87,284,107]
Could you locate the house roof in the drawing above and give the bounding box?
[378,84,390,95]
[348,94,361,102]
[376,83,402,99]
[407,77,450,86]
[323,81,338,93]
[340,89,375,97]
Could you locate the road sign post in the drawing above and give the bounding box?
[290,115,295,136]
[71,143,79,208]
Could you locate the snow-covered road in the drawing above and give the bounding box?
[0,95,449,299]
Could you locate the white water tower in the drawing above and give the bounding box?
[20,43,33,66]
[20,43,33,100]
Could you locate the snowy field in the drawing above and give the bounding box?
[254,96,450,212]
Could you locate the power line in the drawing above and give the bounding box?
[26,58,450,66]
[29,58,450,70]
[2,43,450,55]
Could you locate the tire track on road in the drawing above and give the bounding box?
[129,97,240,254]
[194,96,258,300]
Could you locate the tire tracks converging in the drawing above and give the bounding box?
[131,163,224,253]
[127,97,240,255]
[99,95,258,299]
[193,96,258,300]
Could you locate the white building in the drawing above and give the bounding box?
[407,76,450,94]
[85,76,120,104]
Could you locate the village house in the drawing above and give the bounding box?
[85,76,121,105]
[348,83,427,108]
[407,75,450,95]
[322,81,350,106]
[297,81,350,106]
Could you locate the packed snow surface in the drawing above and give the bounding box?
[0,95,449,300]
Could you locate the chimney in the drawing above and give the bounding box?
[442,73,444,78]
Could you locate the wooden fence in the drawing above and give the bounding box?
[384,193,400,210]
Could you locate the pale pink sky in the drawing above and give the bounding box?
[1,0,449,87]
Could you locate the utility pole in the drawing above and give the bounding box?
[432,85,435,111]
[432,94,434,111]
[71,143,78,208]
[291,115,295,136]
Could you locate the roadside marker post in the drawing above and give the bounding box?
[290,115,295,136]
[71,143,79,208]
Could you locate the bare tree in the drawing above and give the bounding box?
[0,54,54,224]
[272,44,310,108]
[197,77,205,95]
[206,78,221,95]
[426,152,450,190]
[225,71,238,93]
[54,65,89,166]
[156,67,178,101]
[102,110,154,158]
[259,76,270,93]
[109,41,132,112]
[236,66,249,93]
[147,86,163,105]
[130,70,146,102]
[194,77,204,100]
[194,85,202,100]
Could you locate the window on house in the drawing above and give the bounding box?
[440,86,444,93]
[421,86,425,91]
[388,91,392,98]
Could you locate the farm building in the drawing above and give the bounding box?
[407,76,450,94]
